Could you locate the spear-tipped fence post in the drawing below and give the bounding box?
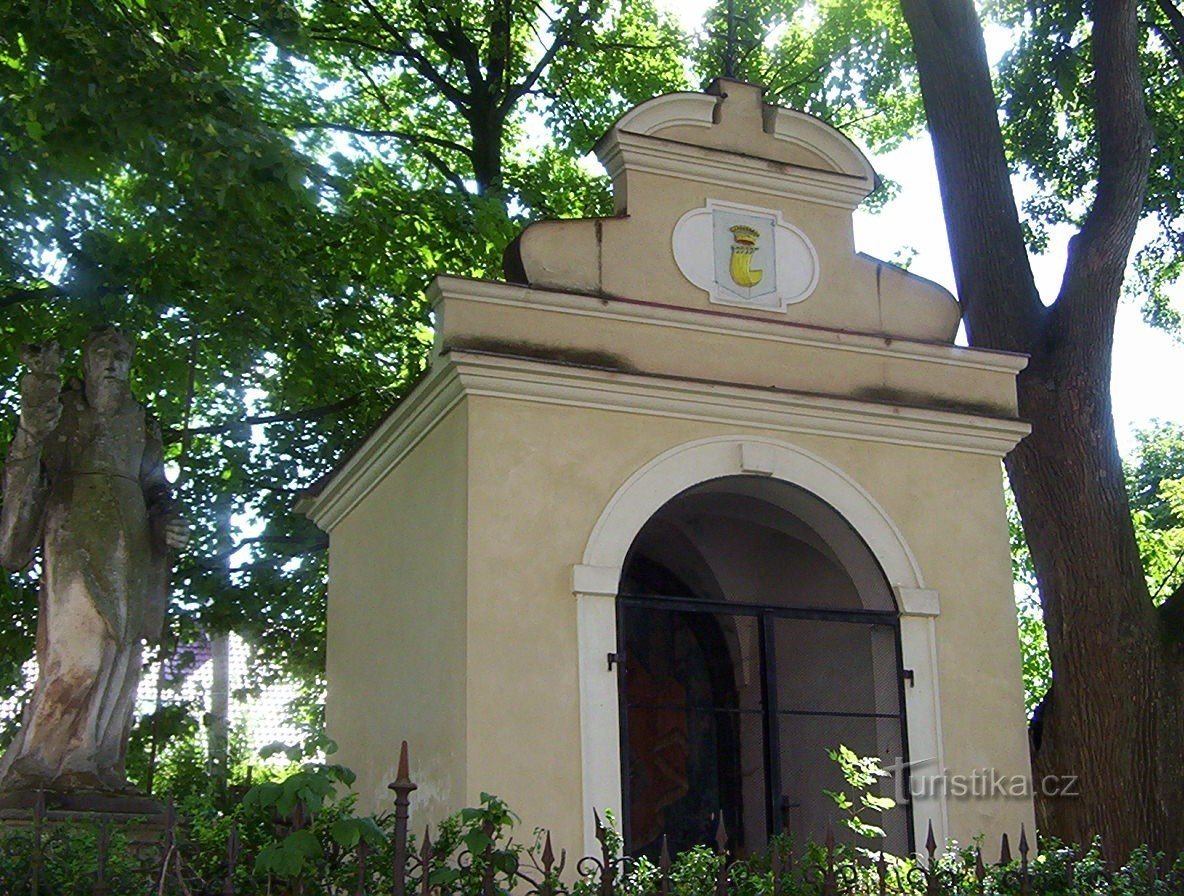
[419,826,433,896]
[594,810,615,896]
[999,833,1012,866]
[822,825,836,896]
[389,741,418,896]
[540,831,556,896]
[925,821,938,896]
[877,850,888,896]
[974,846,986,896]
[1018,826,1031,896]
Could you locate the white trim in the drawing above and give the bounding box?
[429,277,1017,376]
[576,591,622,856]
[580,437,923,583]
[899,615,949,844]
[599,131,874,210]
[739,442,777,476]
[573,436,948,854]
[452,351,1031,457]
[297,365,465,532]
[572,564,620,595]
[599,89,876,187]
[610,92,718,135]
[896,587,942,617]
[764,106,876,184]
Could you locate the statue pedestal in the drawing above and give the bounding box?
[0,789,165,818]
[0,790,172,859]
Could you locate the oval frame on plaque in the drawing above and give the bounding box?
[672,200,820,311]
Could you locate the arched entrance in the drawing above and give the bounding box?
[616,476,912,856]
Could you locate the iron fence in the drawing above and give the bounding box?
[0,743,1180,895]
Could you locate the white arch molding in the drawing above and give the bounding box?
[571,436,948,856]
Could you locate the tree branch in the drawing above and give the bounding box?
[333,62,471,192]
[164,393,363,442]
[506,22,570,110]
[355,0,472,108]
[417,147,472,194]
[353,62,398,118]
[507,0,604,111]
[1152,544,1184,602]
[416,1,486,95]
[305,28,400,58]
[295,121,470,156]
[0,284,68,310]
[1157,578,1184,641]
[899,0,1046,353]
[1151,19,1184,71]
[296,120,472,188]
[485,0,513,97]
[1054,0,1153,344]
[1155,0,1184,68]
[193,533,330,565]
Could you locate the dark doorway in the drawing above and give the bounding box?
[617,477,912,858]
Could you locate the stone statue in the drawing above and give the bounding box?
[0,326,187,796]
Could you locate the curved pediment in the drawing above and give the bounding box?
[596,79,876,205]
[607,82,876,185]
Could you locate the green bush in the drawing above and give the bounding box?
[2,753,1183,894]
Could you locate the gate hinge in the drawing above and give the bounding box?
[902,668,915,687]
[607,652,624,672]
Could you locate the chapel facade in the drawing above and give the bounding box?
[299,80,1035,857]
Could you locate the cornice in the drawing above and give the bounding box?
[297,363,465,532]
[429,276,1029,376]
[302,347,1030,533]
[450,350,1030,456]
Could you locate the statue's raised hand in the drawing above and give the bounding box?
[162,516,190,551]
[17,341,63,442]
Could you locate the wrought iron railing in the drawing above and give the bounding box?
[0,743,1179,895]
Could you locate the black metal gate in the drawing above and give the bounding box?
[617,592,912,859]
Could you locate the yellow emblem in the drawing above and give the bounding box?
[728,224,764,288]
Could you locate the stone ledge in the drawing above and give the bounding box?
[0,788,165,818]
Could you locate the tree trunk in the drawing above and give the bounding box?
[468,103,505,197]
[900,0,1184,854]
[1010,338,1184,855]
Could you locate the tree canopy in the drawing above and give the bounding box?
[0,0,695,747]
[2,0,1183,853]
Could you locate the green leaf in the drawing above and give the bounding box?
[862,794,896,812]
[463,829,494,854]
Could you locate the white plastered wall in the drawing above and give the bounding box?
[572,435,947,856]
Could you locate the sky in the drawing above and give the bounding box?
[654,0,1184,457]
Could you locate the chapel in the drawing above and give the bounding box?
[299,79,1034,857]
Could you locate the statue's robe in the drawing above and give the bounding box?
[0,384,171,791]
